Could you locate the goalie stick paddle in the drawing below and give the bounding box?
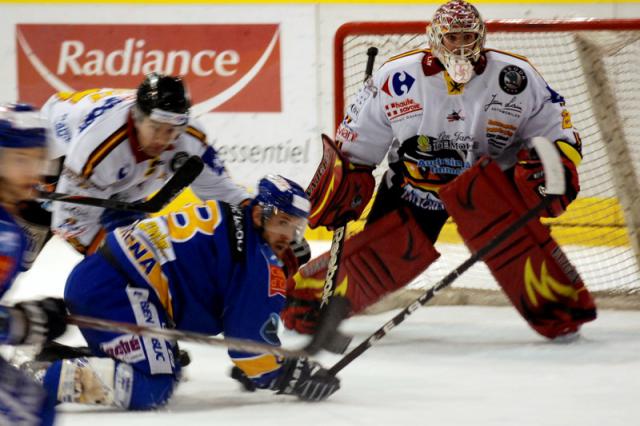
[67,314,308,359]
[328,137,565,375]
[304,46,379,356]
[38,155,204,213]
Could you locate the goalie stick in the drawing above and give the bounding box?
[38,155,204,213]
[67,314,308,359]
[328,136,565,375]
[304,46,379,355]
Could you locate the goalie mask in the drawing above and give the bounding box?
[254,174,310,243]
[427,0,486,84]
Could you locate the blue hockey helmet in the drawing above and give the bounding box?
[0,103,48,149]
[255,174,310,219]
[254,175,310,242]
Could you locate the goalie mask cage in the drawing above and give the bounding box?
[334,19,640,310]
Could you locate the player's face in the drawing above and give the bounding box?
[136,117,184,157]
[261,210,307,259]
[442,31,479,55]
[0,147,46,206]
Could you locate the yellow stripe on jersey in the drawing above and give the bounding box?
[81,124,128,178]
[186,126,208,147]
[386,48,430,64]
[117,228,174,318]
[232,354,281,378]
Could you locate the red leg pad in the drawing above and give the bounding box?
[439,157,596,339]
[288,208,440,315]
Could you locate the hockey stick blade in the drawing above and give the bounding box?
[39,155,204,213]
[67,314,308,359]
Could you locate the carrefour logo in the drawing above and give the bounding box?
[382,71,416,97]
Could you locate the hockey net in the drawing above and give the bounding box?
[334,20,640,311]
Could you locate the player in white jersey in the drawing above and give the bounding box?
[283,0,596,339]
[43,73,250,255]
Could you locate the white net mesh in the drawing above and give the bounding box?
[337,21,640,307]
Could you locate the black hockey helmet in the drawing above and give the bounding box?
[136,73,191,125]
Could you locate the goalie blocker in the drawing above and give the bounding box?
[439,156,596,339]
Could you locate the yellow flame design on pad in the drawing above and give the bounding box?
[524,258,578,307]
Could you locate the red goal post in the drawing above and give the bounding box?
[333,19,640,308]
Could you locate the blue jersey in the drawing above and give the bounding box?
[104,200,288,384]
[0,206,55,425]
[0,206,27,300]
[0,205,28,345]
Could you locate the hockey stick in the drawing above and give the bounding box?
[67,314,308,359]
[304,46,379,355]
[38,155,204,213]
[328,137,565,375]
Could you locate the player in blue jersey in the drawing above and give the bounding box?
[0,103,68,425]
[33,174,339,410]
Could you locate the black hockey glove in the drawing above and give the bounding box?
[271,358,340,402]
[11,297,67,345]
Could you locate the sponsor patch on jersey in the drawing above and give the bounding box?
[336,123,358,144]
[100,334,146,363]
[126,287,174,374]
[259,313,281,345]
[400,184,445,210]
[499,65,528,95]
[384,98,423,122]
[483,93,523,118]
[382,71,415,97]
[268,264,287,297]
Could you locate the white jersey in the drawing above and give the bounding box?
[43,89,250,253]
[337,49,581,211]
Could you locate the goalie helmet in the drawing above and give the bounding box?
[136,73,191,126]
[427,0,486,84]
[0,103,48,149]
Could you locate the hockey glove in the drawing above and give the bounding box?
[11,297,67,345]
[271,358,340,402]
[99,207,147,232]
[513,144,579,217]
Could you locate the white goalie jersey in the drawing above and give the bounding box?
[336,49,581,210]
[43,90,250,253]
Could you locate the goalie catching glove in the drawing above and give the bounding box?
[513,141,580,217]
[306,134,375,229]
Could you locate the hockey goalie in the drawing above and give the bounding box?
[281,0,596,340]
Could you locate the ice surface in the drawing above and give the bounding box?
[3,237,639,426]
